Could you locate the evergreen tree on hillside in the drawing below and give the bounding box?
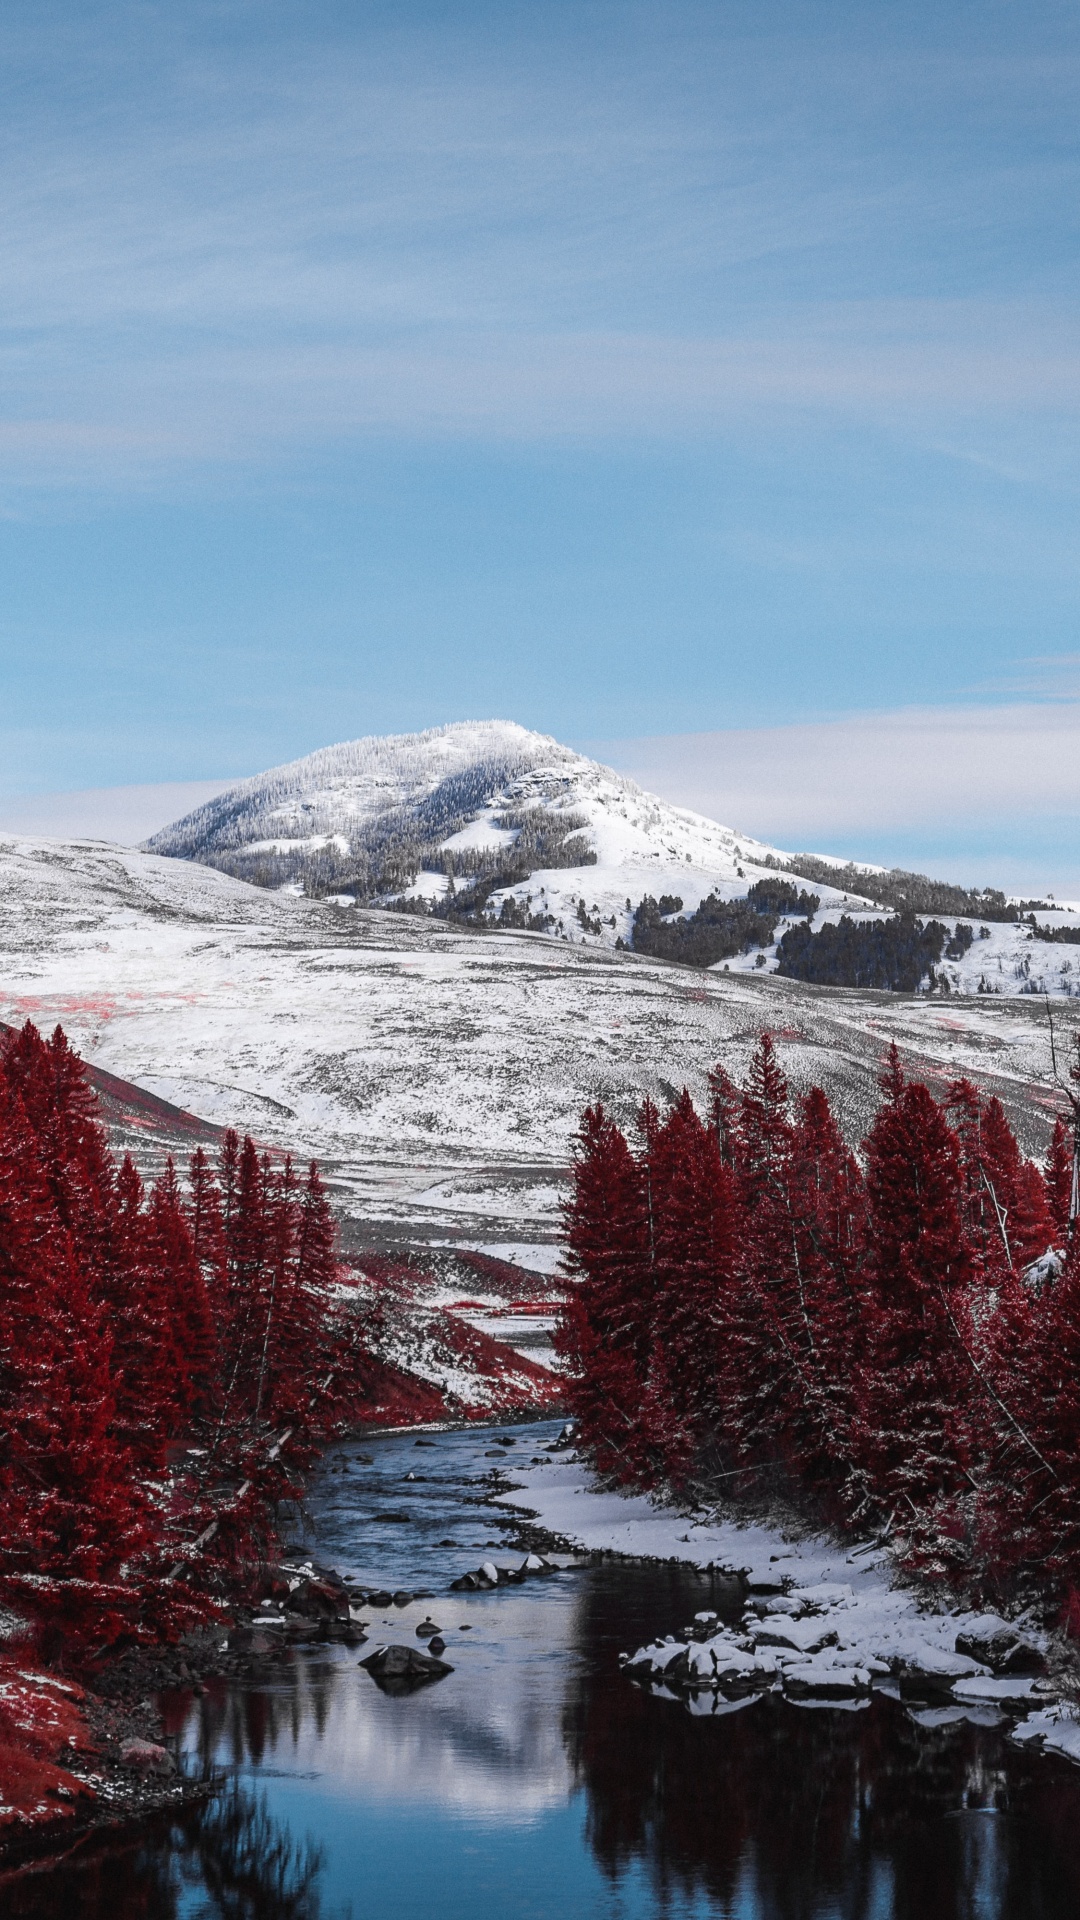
[943,1080,1055,1282]
[780,1086,869,1499]
[0,1047,150,1651]
[641,1092,742,1483]
[1046,1117,1075,1240]
[721,1035,798,1462]
[186,1145,228,1294]
[556,1105,651,1478]
[2,1022,118,1291]
[108,1154,190,1463]
[144,1163,217,1412]
[855,1069,977,1558]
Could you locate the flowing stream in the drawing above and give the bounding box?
[11,1419,1080,1919]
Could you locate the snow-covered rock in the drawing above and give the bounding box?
[783,1661,874,1699]
[747,1616,839,1657]
[952,1675,1046,1706]
[954,1616,1046,1675]
[1012,1704,1080,1765]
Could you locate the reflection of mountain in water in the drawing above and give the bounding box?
[184,1631,572,1820]
[1,1785,327,1920]
[563,1575,1080,1920]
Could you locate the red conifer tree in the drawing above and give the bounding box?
[642,1091,742,1484]
[1046,1116,1076,1241]
[557,1105,651,1478]
[0,1074,150,1652]
[856,1071,977,1559]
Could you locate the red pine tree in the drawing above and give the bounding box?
[556,1105,651,1478]
[0,1075,150,1653]
[1046,1116,1076,1241]
[642,1091,743,1485]
[855,1074,977,1562]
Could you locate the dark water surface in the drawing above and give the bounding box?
[10,1420,1080,1919]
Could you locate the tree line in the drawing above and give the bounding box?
[763,852,1056,925]
[0,1021,377,1658]
[557,1033,1080,1605]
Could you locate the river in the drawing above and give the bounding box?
[10,1419,1080,1919]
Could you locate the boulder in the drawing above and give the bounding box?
[368,1590,394,1607]
[415,1620,442,1639]
[894,1643,986,1698]
[796,1583,855,1611]
[952,1674,1044,1707]
[310,1563,347,1589]
[257,1565,295,1601]
[783,1662,873,1700]
[955,1619,1046,1676]
[685,1637,778,1693]
[392,1591,413,1607]
[623,1640,691,1686]
[359,1643,454,1692]
[756,1595,805,1617]
[119,1738,175,1775]
[748,1617,839,1657]
[428,1636,447,1656]
[285,1577,350,1623]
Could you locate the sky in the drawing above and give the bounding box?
[1,0,1078,888]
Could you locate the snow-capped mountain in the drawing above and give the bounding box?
[144,719,858,954]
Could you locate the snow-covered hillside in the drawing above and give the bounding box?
[0,835,1075,1266]
[145,718,1080,995]
[144,718,860,939]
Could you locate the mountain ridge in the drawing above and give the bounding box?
[143,717,818,936]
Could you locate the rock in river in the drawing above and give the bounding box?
[955,1617,1046,1676]
[359,1643,454,1693]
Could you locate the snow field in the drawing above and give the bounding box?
[0,835,1074,1248]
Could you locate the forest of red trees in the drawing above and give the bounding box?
[557,1033,1080,1609]
[0,1019,378,1663]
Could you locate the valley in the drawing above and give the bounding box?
[0,832,1074,1266]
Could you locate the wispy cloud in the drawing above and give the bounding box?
[1,5,1078,484]
[974,655,1080,701]
[595,700,1080,893]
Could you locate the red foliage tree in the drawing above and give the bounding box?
[1046,1116,1076,1241]
[556,1104,651,1479]
[640,1091,742,1483]
[0,1062,150,1655]
[0,1021,361,1658]
[856,1069,977,1557]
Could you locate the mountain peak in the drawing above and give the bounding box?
[144,718,796,951]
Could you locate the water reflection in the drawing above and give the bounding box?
[0,1785,330,1920]
[564,1570,1080,1919]
[11,1423,1080,1919]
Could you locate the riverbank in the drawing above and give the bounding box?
[494,1445,1080,1766]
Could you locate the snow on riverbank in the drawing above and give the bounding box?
[496,1450,1080,1760]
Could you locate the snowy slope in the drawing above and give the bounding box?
[143,719,1080,994]
[145,721,551,866]
[144,719,866,938]
[0,834,1075,1261]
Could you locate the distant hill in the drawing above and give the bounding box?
[144,719,862,948]
[145,718,1076,994]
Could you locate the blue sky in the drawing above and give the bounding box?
[1,0,1079,884]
